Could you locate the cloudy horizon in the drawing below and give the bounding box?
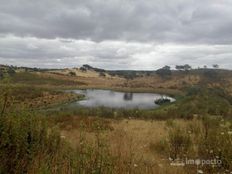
[0,0,232,70]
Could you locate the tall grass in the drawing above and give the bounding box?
[152,116,232,173]
[0,110,66,173]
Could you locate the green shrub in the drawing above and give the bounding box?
[0,111,63,173]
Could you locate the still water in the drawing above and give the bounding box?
[70,89,175,109]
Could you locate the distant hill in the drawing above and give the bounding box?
[1,64,232,96]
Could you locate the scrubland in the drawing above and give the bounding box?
[0,67,232,173]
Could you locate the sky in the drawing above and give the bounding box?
[0,0,232,70]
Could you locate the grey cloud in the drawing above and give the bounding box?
[1,0,232,44]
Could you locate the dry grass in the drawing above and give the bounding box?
[36,71,126,88]
[128,74,200,89]
[22,92,81,108]
[58,117,193,173]
[50,68,114,78]
[29,70,200,97]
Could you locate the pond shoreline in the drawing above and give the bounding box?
[66,89,175,109]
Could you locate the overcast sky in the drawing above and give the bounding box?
[0,0,232,70]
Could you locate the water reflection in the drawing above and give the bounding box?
[71,89,174,109]
[123,93,133,100]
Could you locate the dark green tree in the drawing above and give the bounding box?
[156,66,171,78]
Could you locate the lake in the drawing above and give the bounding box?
[70,89,175,109]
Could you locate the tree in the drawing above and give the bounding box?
[212,64,219,69]
[175,65,182,71]
[7,68,16,76]
[162,65,171,70]
[80,67,87,72]
[156,66,171,78]
[33,67,39,72]
[183,64,192,71]
[175,64,192,71]
[82,64,93,70]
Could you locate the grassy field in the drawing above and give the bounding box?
[57,116,189,173]
[53,115,232,173]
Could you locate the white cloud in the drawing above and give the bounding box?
[0,35,232,69]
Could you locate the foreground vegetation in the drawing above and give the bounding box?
[1,106,232,173]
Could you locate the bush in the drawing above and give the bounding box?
[69,71,76,76]
[99,72,106,77]
[0,111,64,173]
